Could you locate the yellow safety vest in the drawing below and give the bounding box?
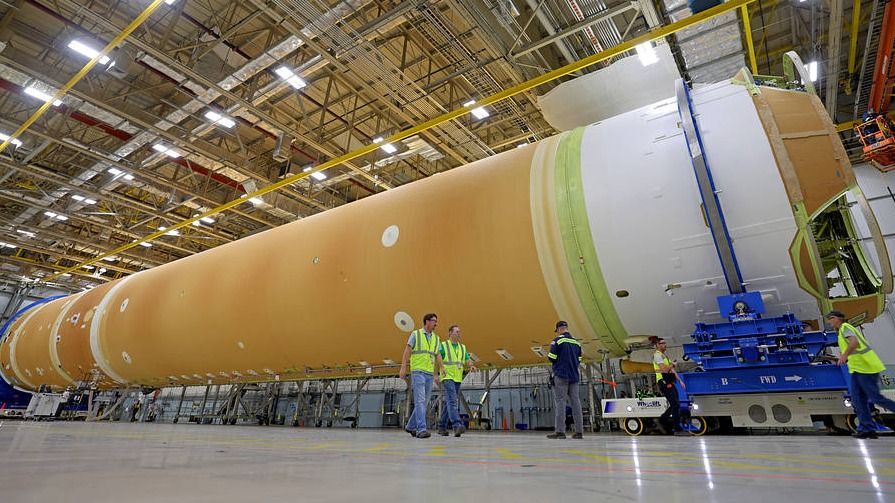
[410,329,439,373]
[654,351,672,382]
[441,340,467,383]
[838,322,886,374]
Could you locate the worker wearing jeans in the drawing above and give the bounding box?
[437,325,476,437]
[654,337,685,434]
[546,321,584,439]
[828,310,895,439]
[400,313,442,439]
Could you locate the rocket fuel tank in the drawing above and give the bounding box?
[1,81,890,391]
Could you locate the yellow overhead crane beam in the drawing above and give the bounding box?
[0,0,167,153]
[41,0,756,282]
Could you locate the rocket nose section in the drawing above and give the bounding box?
[753,87,892,324]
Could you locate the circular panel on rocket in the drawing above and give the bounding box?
[381,225,400,248]
[394,311,414,332]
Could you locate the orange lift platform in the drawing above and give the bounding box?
[855,0,895,171]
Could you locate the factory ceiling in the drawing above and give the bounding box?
[0,0,873,290]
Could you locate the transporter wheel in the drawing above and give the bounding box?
[688,416,709,436]
[622,417,645,436]
[846,414,859,433]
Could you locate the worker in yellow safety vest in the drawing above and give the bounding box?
[653,337,686,435]
[400,313,442,438]
[436,325,476,437]
[828,310,895,439]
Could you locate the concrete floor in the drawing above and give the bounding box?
[0,423,892,502]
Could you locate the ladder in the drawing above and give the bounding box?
[854,0,884,118]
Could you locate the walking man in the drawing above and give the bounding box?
[828,310,895,439]
[547,321,584,439]
[437,325,476,437]
[400,313,442,438]
[654,337,685,434]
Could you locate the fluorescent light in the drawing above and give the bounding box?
[287,76,306,89]
[164,0,176,4]
[204,111,235,128]
[0,133,22,147]
[16,229,35,237]
[71,195,85,202]
[635,42,659,66]
[102,256,118,262]
[61,273,71,278]
[24,86,62,106]
[84,198,97,205]
[55,215,68,221]
[249,197,263,206]
[461,101,491,119]
[67,40,110,65]
[310,171,327,181]
[82,265,94,270]
[274,66,306,89]
[302,166,313,172]
[138,242,152,248]
[4,243,14,248]
[806,61,818,82]
[159,226,180,236]
[123,174,134,181]
[98,267,107,274]
[108,168,123,176]
[470,106,489,120]
[152,143,181,158]
[380,143,397,154]
[193,216,215,226]
[373,137,384,143]
[517,142,528,148]
[44,211,57,218]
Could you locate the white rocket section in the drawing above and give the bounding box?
[580,82,817,342]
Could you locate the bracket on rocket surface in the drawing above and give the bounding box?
[676,79,746,294]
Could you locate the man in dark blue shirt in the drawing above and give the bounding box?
[546,321,583,439]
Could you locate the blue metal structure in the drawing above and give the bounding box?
[0,295,65,411]
[678,294,848,397]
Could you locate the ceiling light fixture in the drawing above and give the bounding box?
[152,144,181,158]
[464,100,490,119]
[635,42,659,66]
[310,171,327,181]
[274,66,307,90]
[204,110,236,129]
[67,40,111,65]
[24,86,62,106]
[806,61,818,82]
[0,133,22,147]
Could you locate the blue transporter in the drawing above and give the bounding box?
[602,292,881,436]
[675,292,887,434]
